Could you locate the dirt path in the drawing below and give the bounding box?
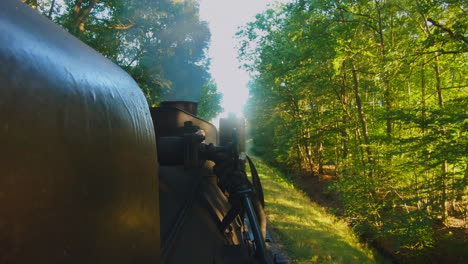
[266,219,294,264]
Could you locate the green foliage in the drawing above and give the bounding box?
[197,80,223,121]
[250,156,379,264]
[238,0,467,256]
[26,0,218,108]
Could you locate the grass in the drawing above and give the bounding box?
[250,157,379,264]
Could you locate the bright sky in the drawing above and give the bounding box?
[199,0,290,119]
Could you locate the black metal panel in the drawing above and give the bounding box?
[150,106,218,145]
[159,166,243,264]
[0,0,160,263]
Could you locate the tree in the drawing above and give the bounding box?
[238,0,467,254]
[25,0,217,108]
[197,80,223,121]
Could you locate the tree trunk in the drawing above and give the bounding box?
[441,160,448,222]
[434,54,443,107]
[47,0,56,19]
[375,0,392,140]
[72,0,99,33]
[317,142,324,174]
[351,64,373,168]
[435,54,448,222]
[421,64,427,133]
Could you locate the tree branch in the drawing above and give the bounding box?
[109,23,136,30]
[126,49,146,67]
[88,23,136,31]
[441,85,468,90]
[47,0,56,20]
[427,18,468,45]
[72,0,99,32]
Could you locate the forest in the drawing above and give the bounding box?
[22,0,223,120]
[238,0,466,260]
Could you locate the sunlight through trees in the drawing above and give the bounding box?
[238,0,467,255]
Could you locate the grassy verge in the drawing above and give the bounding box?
[250,157,380,264]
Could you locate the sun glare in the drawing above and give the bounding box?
[199,0,291,119]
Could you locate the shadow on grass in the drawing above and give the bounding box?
[252,158,377,264]
[271,218,374,263]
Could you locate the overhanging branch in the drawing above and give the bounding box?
[427,18,468,45]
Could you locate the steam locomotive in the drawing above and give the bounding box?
[0,1,286,263]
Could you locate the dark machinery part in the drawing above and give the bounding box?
[183,121,205,169]
[160,169,203,263]
[0,0,160,263]
[150,104,218,145]
[246,155,265,208]
[241,189,269,264]
[153,104,273,264]
[153,106,250,264]
[214,130,270,264]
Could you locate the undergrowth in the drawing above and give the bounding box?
[249,157,382,264]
